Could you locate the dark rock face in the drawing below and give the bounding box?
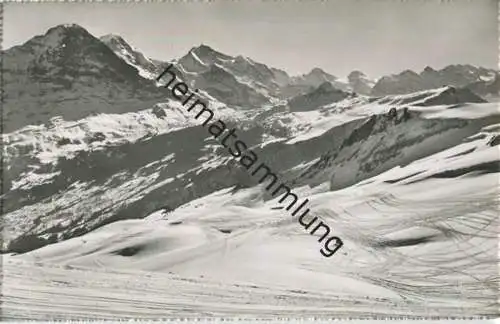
[3,24,170,132]
[224,56,284,95]
[372,70,427,96]
[279,67,349,98]
[487,135,500,147]
[288,82,352,111]
[100,34,160,76]
[193,65,270,108]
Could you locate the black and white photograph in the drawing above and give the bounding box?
[1,0,499,320]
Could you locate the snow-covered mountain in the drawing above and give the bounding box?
[98,32,495,103]
[177,45,232,73]
[2,23,499,320]
[288,82,353,111]
[161,45,276,107]
[191,63,272,108]
[2,24,170,132]
[99,34,161,79]
[374,85,487,107]
[465,72,500,99]
[372,64,498,96]
[292,67,349,90]
[347,70,375,95]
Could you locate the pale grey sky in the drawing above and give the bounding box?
[4,0,498,78]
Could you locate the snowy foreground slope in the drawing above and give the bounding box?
[2,100,499,320]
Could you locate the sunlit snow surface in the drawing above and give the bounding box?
[2,99,499,320]
[3,98,239,167]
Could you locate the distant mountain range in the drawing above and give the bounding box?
[371,65,499,97]
[3,23,498,133]
[98,30,499,101]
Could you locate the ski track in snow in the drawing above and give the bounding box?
[2,257,428,320]
[3,168,498,319]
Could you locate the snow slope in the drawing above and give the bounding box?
[99,34,160,79]
[3,101,499,320]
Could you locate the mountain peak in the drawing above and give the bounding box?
[310,67,325,74]
[348,70,367,78]
[193,44,214,52]
[45,23,89,37]
[307,67,336,79]
[15,23,95,52]
[178,44,233,72]
[190,44,212,57]
[53,23,86,30]
[190,44,231,60]
[400,69,419,76]
[422,66,437,73]
[292,67,337,87]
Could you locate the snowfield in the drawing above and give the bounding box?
[2,100,499,320]
[2,97,239,168]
